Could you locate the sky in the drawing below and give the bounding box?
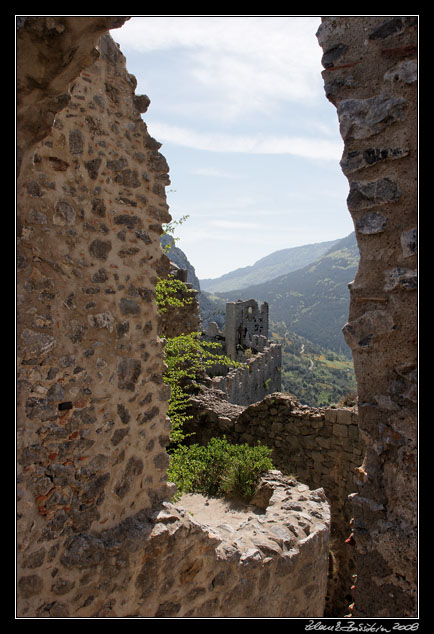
[110,15,354,280]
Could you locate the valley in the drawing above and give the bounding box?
[270,322,357,407]
[165,231,360,408]
[211,232,359,357]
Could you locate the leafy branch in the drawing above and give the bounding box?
[161,215,190,253]
[155,275,196,314]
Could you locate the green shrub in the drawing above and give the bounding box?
[168,436,274,502]
[162,332,241,444]
[155,275,196,314]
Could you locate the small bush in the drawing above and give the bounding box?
[155,275,196,314]
[337,392,357,407]
[162,332,241,445]
[168,436,274,502]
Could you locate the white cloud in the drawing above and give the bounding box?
[112,16,324,118]
[211,219,262,230]
[191,167,238,179]
[148,121,342,160]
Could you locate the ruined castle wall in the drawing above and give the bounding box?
[211,343,282,406]
[17,32,175,534]
[204,298,281,406]
[225,299,269,360]
[16,29,176,616]
[235,395,362,615]
[316,16,418,617]
[188,390,363,615]
[16,20,331,618]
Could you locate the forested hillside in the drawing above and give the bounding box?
[200,238,341,293]
[270,322,357,407]
[217,233,359,357]
[167,231,359,406]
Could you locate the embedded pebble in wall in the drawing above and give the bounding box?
[384,267,417,291]
[89,239,112,260]
[400,228,417,258]
[342,309,395,350]
[117,357,142,392]
[68,128,84,154]
[340,147,409,174]
[347,178,401,211]
[368,17,411,41]
[20,328,57,360]
[321,43,349,69]
[53,200,76,225]
[337,94,407,140]
[384,60,417,84]
[134,94,150,113]
[356,212,387,235]
[88,311,115,332]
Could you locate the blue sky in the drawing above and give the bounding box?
[111,15,354,280]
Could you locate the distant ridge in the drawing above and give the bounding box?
[200,238,342,293]
[216,232,359,356]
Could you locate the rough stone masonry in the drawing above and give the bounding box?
[316,16,418,617]
[16,18,331,618]
[16,16,418,619]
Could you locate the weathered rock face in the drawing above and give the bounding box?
[316,16,418,617]
[157,262,202,338]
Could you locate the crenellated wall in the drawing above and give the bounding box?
[316,16,418,617]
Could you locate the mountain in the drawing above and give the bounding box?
[200,238,342,293]
[160,231,359,405]
[215,232,359,356]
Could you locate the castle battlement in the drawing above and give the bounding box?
[203,299,282,406]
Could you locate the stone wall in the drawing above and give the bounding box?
[16,15,418,619]
[225,299,269,360]
[316,16,418,617]
[203,298,282,406]
[16,19,331,618]
[211,343,282,406]
[188,388,363,615]
[17,32,175,529]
